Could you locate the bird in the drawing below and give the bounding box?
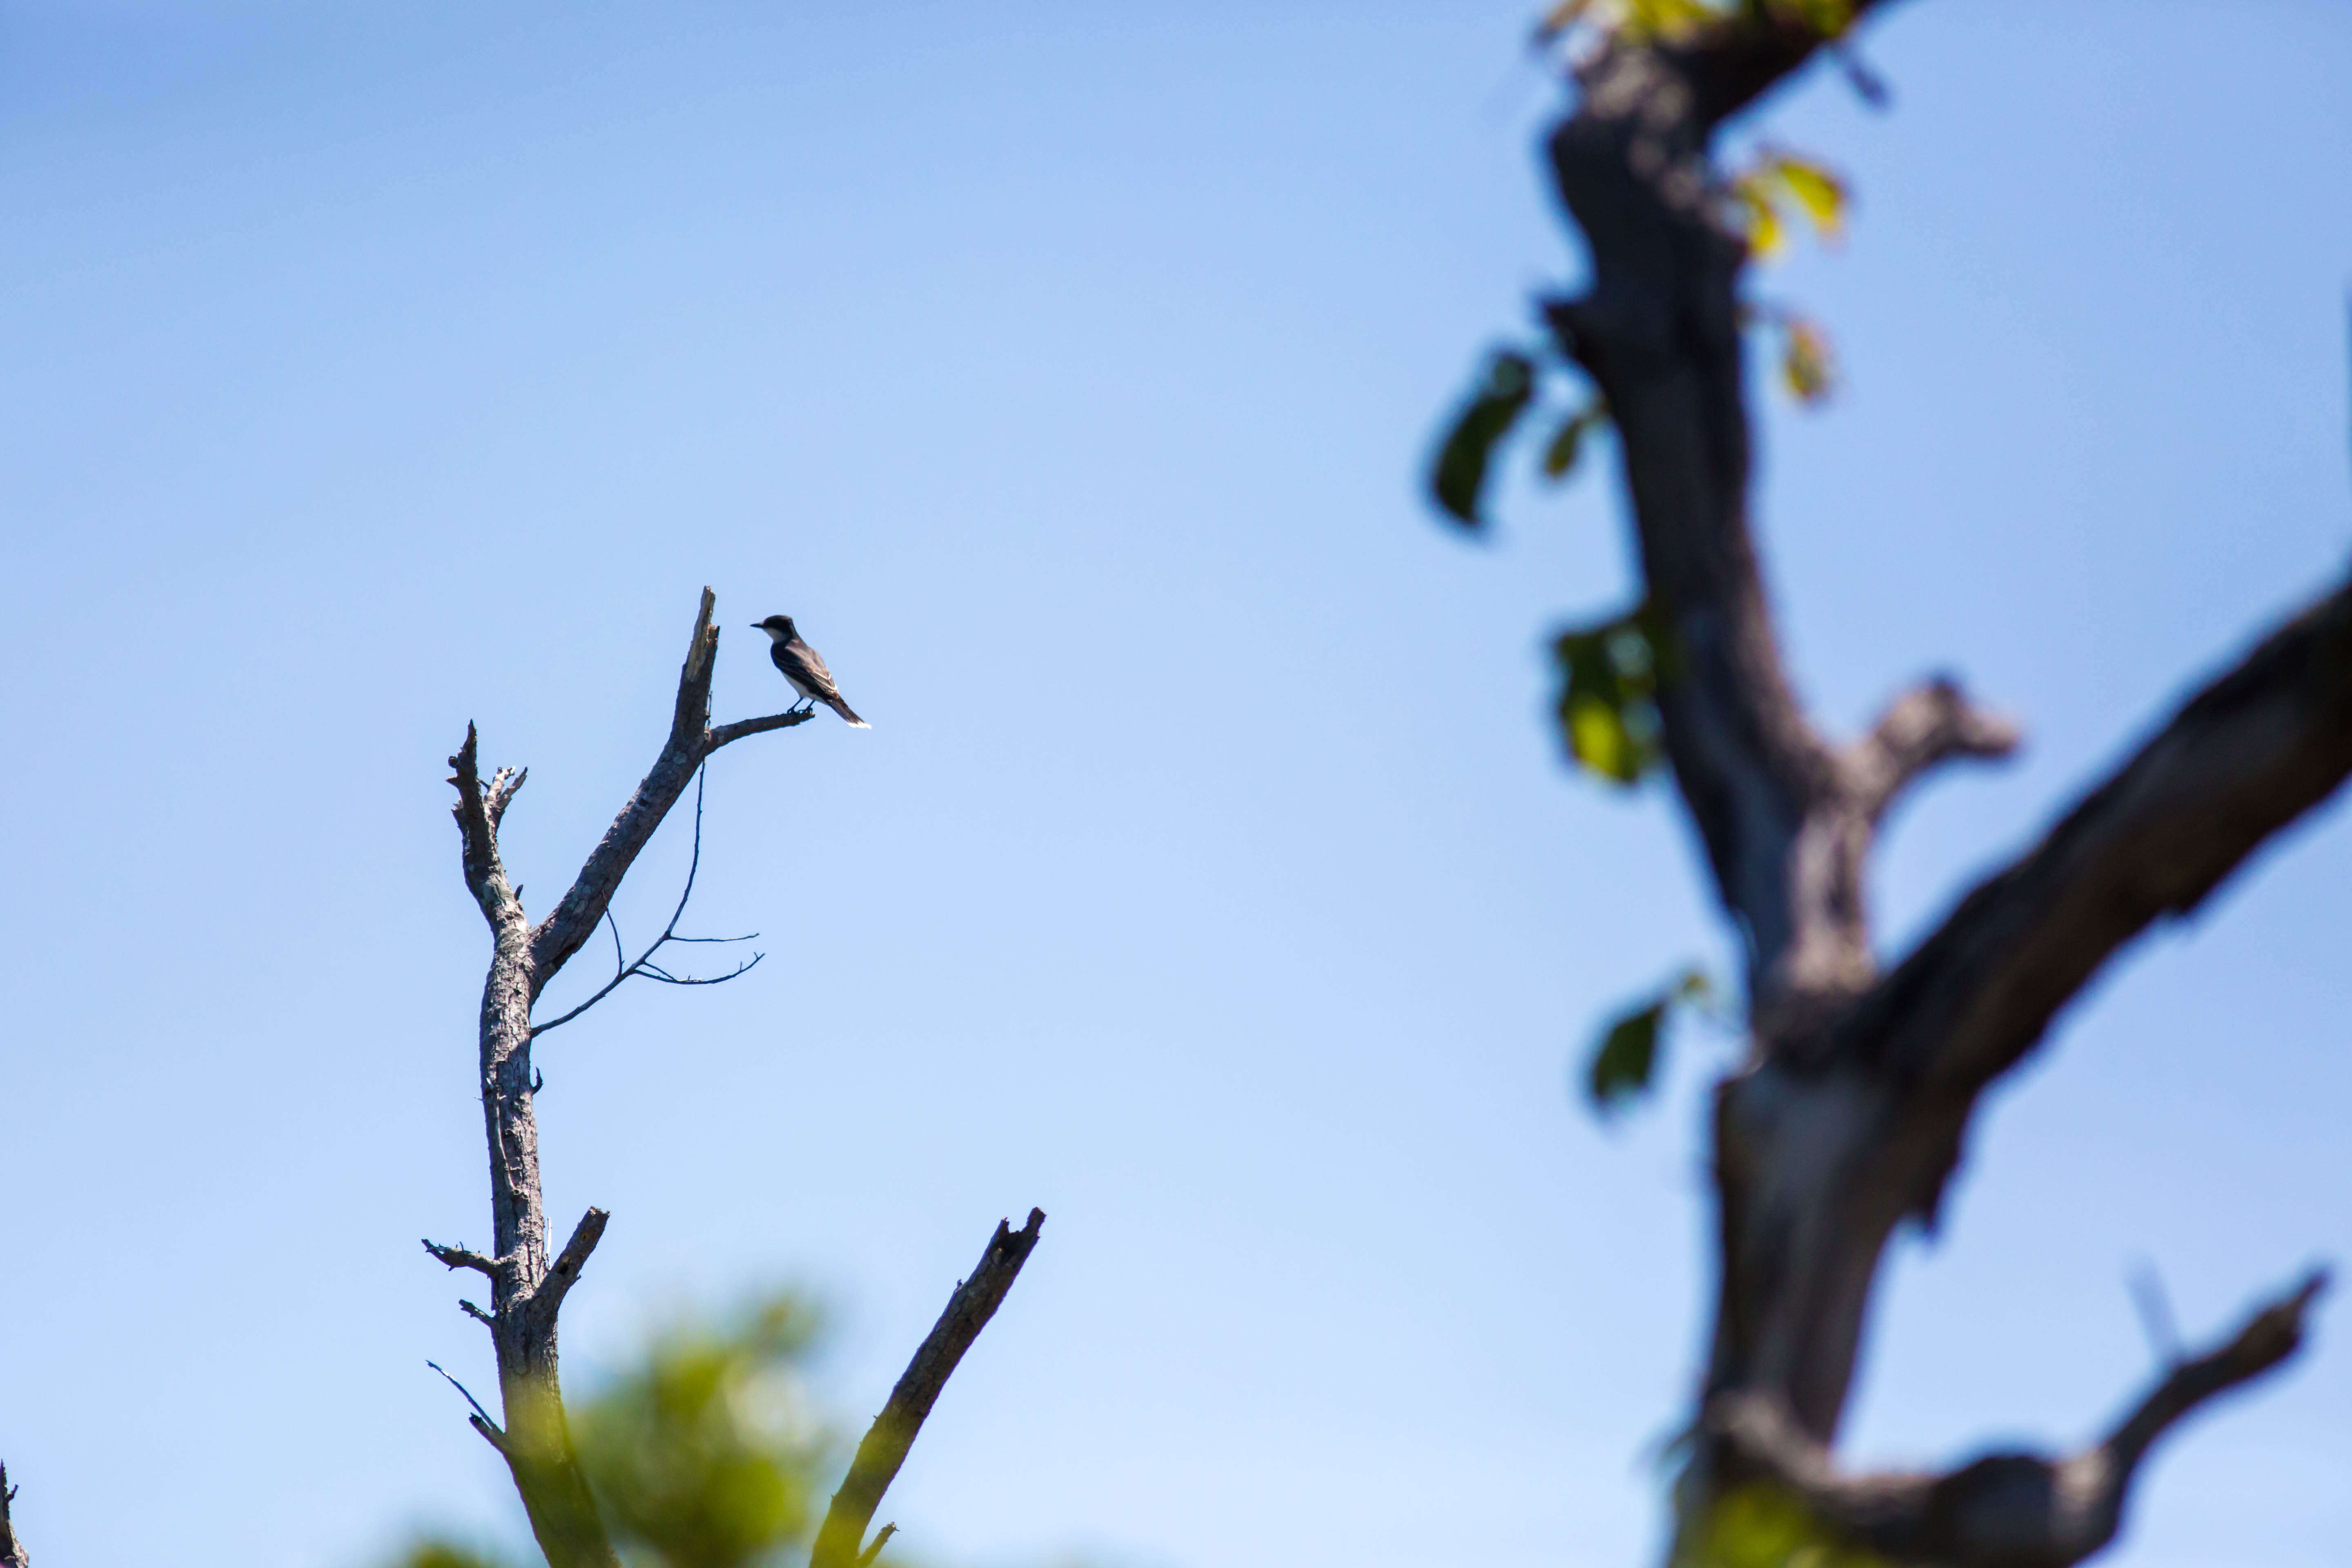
[752,614,870,728]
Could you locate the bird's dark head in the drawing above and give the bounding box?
[752,614,796,641]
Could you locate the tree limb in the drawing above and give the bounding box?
[1708,1269,2330,1568]
[708,709,819,750]
[523,590,810,1000]
[529,1207,610,1325]
[1836,573,2352,1217]
[1521,5,2352,1558]
[423,1239,502,1277]
[449,725,526,932]
[810,1210,1047,1568]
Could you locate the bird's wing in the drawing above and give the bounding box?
[775,637,840,696]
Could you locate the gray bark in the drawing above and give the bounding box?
[1530,10,2345,1563]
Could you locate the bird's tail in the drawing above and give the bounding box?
[826,694,871,729]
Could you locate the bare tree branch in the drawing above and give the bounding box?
[707,708,818,749]
[528,1207,610,1326]
[1836,573,2352,1217]
[855,1522,899,1568]
[486,765,528,836]
[523,590,811,1002]
[1708,1269,2329,1568]
[449,725,527,932]
[0,1462,28,1568]
[423,1240,501,1276]
[810,1210,1048,1568]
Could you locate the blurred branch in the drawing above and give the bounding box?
[855,1523,899,1568]
[810,1210,1048,1568]
[1709,1268,2330,1567]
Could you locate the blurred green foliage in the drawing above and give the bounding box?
[1550,605,1668,786]
[1690,1483,1890,1568]
[387,1294,843,1568]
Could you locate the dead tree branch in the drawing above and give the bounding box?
[522,590,812,999]
[437,589,815,1568]
[1519,5,2348,1557]
[810,1210,1048,1568]
[1708,1270,2329,1568]
[422,1240,502,1276]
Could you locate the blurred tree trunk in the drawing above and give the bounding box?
[1450,7,2345,1563]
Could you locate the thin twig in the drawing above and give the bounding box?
[530,764,761,1037]
[427,1360,504,1438]
[2126,1256,2183,1366]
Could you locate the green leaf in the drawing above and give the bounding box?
[1587,997,1668,1112]
[1430,350,1537,529]
[1539,399,1608,480]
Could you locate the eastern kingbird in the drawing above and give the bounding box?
[753,615,870,728]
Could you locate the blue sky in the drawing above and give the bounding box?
[0,3,2347,1566]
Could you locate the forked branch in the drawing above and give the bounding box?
[523,589,813,1000]
[1836,573,2352,1190]
[1708,1268,2330,1568]
[1845,677,2020,824]
[810,1210,1048,1568]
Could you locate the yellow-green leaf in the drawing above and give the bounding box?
[1733,179,1785,261]
[1567,695,1641,782]
[1770,154,1848,241]
[1782,318,1834,404]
